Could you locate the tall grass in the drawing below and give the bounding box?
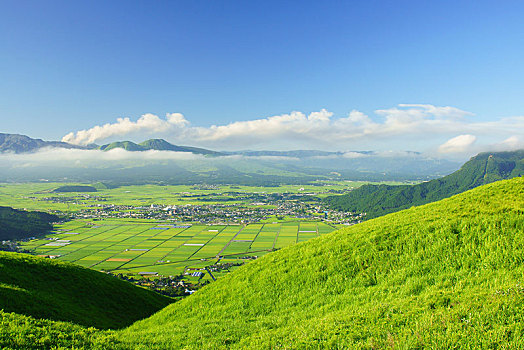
[0,251,172,329]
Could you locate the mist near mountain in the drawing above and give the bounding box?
[0,133,461,185]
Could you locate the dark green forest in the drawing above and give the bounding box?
[53,185,98,193]
[325,150,524,219]
[0,207,59,241]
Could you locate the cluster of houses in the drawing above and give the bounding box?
[29,185,363,225]
[114,273,207,297]
[45,199,361,225]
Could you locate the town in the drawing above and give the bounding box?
[34,190,365,224]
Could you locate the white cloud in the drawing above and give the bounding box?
[62,113,189,145]
[438,135,477,153]
[342,151,368,159]
[191,109,334,144]
[345,110,372,124]
[60,104,524,157]
[492,136,524,151]
[397,104,474,118]
[0,147,204,166]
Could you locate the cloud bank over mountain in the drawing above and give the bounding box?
[62,104,524,157]
[438,135,477,154]
[62,113,190,146]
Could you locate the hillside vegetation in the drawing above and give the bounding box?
[325,150,524,219]
[115,177,524,348]
[1,178,523,349]
[0,252,172,329]
[0,206,59,241]
[0,310,117,349]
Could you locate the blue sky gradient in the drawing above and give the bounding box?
[1,1,523,154]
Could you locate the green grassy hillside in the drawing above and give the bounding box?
[325,150,524,219]
[0,310,118,349]
[115,177,524,349]
[2,178,523,348]
[0,252,172,330]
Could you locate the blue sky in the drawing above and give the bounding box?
[1,1,523,155]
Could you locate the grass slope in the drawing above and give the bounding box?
[0,252,172,329]
[116,176,524,349]
[0,310,118,349]
[325,150,524,219]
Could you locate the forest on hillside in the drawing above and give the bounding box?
[0,207,59,241]
[325,150,524,219]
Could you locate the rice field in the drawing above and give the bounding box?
[20,219,338,278]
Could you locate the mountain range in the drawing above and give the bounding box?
[99,139,221,155]
[0,133,220,156]
[0,132,462,184]
[0,133,90,153]
[0,133,431,159]
[324,149,524,218]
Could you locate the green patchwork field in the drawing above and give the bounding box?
[0,181,375,212]
[20,219,338,279]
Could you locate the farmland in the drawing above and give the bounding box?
[0,181,387,225]
[1,179,409,292]
[2,181,360,290]
[18,219,337,281]
[0,180,405,211]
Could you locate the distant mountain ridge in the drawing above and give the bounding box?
[99,138,222,155]
[0,133,463,184]
[0,133,89,153]
[0,133,221,155]
[324,150,524,219]
[99,140,144,152]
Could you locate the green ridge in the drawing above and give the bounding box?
[99,141,145,152]
[139,138,220,155]
[0,310,118,349]
[115,177,524,348]
[98,138,221,155]
[0,252,172,330]
[325,150,524,219]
